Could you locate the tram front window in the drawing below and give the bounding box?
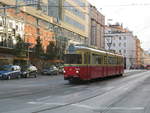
[64,54,82,64]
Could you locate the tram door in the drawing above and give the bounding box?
[84,52,91,80]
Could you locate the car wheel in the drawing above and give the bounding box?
[7,76,11,80]
[34,73,37,78]
[17,75,21,79]
[26,73,29,78]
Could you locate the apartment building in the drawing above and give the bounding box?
[105,24,137,69]
[143,51,150,66]
[135,36,143,68]
[89,5,105,49]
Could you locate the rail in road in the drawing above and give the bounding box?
[0,69,145,100]
[29,70,149,113]
[0,70,148,113]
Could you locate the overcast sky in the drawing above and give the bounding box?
[88,0,150,50]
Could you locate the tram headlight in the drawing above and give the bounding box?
[63,70,66,73]
[76,70,79,74]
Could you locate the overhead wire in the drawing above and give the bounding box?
[1,2,150,9]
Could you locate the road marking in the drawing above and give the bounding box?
[36,96,52,101]
[28,101,67,106]
[71,104,144,111]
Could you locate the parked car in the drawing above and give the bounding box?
[21,65,38,78]
[58,65,64,74]
[0,65,21,80]
[42,65,59,75]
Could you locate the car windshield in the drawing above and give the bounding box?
[21,66,29,71]
[0,65,12,71]
[44,66,55,70]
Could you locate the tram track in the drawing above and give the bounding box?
[0,70,147,113]
[31,71,149,113]
[0,70,146,100]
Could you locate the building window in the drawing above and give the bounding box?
[16,25,18,31]
[64,1,85,19]
[73,0,86,8]
[64,15,85,30]
[119,43,121,47]
[124,43,126,47]
[0,20,3,26]
[113,43,115,47]
[119,37,121,40]
[124,37,126,40]
[124,50,126,54]
[119,50,121,54]
[8,22,13,29]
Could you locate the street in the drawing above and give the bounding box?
[0,70,149,113]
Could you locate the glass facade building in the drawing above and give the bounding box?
[64,1,85,19]
[19,0,88,45]
[48,0,62,20]
[64,15,85,31]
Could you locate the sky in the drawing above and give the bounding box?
[88,0,150,50]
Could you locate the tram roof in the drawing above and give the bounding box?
[74,46,123,57]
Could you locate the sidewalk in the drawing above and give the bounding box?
[124,69,147,75]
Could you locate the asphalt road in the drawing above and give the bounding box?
[0,70,149,113]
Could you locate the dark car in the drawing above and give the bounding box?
[0,65,21,80]
[42,65,59,75]
[21,65,38,78]
[58,65,64,74]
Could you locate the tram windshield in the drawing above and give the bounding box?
[64,54,82,64]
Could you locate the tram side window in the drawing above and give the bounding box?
[108,56,117,64]
[92,54,102,64]
[108,57,112,64]
[114,57,117,64]
[64,54,82,64]
[104,56,107,64]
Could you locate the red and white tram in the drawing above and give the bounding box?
[64,45,124,83]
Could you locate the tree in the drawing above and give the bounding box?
[55,36,68,60]
[46,41,58,60]
[14,35,27,57]
[46,36,68,60]
[34,37,44,58]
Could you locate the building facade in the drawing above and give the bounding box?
[21,0,89,46]
[0,0,56,65]
[143,51,150,66]
[61,0,89,45]
[89,5,105,49]
[0,1,25,65]
[105,24,136,69]
[135,37,143,68]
